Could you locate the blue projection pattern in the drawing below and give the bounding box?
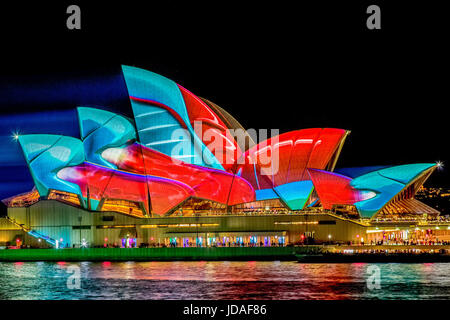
[0,69,131,200]
[78,107,136,169]
[121,65,224,170]
[0,110,79,200]
[351,163,436,218]
[18,134,85,199]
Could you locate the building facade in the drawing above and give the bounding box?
[1,66,442,248]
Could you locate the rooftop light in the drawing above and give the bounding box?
[11,131,20,141]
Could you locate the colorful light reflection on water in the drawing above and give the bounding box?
[0,261,449,300]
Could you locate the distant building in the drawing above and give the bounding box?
[416,187,450,216]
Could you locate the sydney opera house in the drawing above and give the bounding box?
[0,66,446,248]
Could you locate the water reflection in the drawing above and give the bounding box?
[0,261,449,300]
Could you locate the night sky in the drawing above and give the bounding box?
[0,1,448,203]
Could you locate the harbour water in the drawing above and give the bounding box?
[0,261,449,300]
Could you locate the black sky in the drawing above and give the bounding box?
[1,1,449,186]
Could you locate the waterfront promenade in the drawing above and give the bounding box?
[2,244,450,262]
[0,246,322,261]
[328,244,450,253]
